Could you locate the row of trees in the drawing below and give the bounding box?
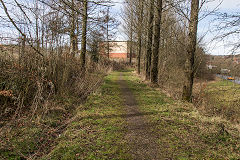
[0,0,119,119]
[123,0,203,102]
[0,0,118,63]
[0,1,123,157]
[123,0,240,102]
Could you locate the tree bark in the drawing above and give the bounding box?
[20,36,26,65]
[70,0,77,57]
[150,0,163,84]
[137,0,144,74]
[129,5,133,64]
[0,0,43,57]
[182,0,199,102]
[80,0,88,72]
[145,0,154,80]
[129,37,133,64]
[76,14,79,51]
[137,33,142,74]
[106,7,110,59]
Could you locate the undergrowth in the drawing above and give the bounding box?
[202,79,240,123]
[0,48,128,159]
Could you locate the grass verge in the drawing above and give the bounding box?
[203,79,240,123]
[43,72,130,160]
[0,95,80,159]
[122,71,240,159]
[0,71,130,160]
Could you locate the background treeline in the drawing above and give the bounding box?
[208,55,240,77]
[122,0,212,100]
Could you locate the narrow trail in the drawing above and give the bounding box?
[118,73,161,160]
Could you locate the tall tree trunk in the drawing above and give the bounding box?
[129,5,133,64]
[70,0,77,57]
[129,36,133,64]
[20,36,26,65]
[80,0,88,72]
[150,0,163,84]
[106,7,110,59]
[182,0,199,102]
[41,17,45,49]
[75,15,79,51]
[35,0,40,52]
[145,0,154,80]
[137,33,142,74]
[41,4,45,49]
[137,1,144,74]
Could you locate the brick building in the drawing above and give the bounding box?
[99,41,135,60]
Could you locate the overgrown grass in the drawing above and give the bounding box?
[0,95,79,159]
[43,72,131,159]
[122,71,240,159]
[203,79,240,123]
[1,72,131,159]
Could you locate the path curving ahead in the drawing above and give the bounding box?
[118,73,161,160]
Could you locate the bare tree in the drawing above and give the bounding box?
[150,0,163,84]
[145,0,154,80]
[214,11,240,54]
[136,0,144,74]
[129,4,134,64]
[70,0,77,57]
[182,0,200,102]
[80,0,88,72]
[0,0,43,57]
[122,0,135,64]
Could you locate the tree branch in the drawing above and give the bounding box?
[0,0,44,57]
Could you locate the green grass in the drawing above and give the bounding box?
[43,72,131,160]
[121,71,240,159]
[204,79,240,122]
[207,80,240,103]
[0,72,131,160]
[1,70,240,160]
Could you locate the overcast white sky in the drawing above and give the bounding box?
[111,0,239,55]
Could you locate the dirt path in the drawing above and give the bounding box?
[118,73,161,160]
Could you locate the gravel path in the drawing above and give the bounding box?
[119,73,161,160]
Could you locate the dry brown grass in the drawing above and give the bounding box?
[0,47,128,159]
[0,47,119,122]
[193,77,240,125]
